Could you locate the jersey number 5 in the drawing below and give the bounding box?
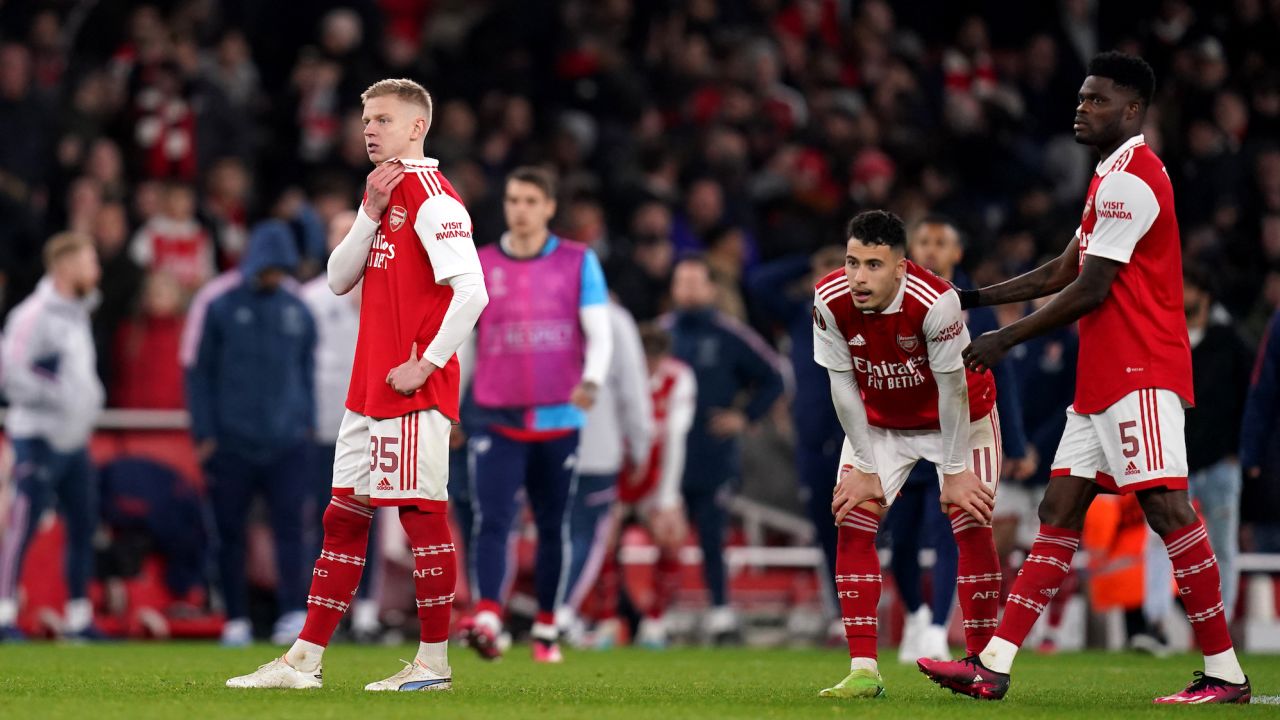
[1118,421,1140,459]
[370,436,400,473]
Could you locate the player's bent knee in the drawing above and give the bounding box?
[1135,488,1195,536]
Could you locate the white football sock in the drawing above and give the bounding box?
[850,657,879,674]
[415,641,449,671]
[0,598,17,626]
[1204,648,1246,685]
[979,637,1019,674]
[285,639,325,673]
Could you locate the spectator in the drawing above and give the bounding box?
[90,201,144,389]
[130,181,215,296]
[0,232,106,640]
[664,255,785,642]
[1241,308,1280,551]
[112,270,185,409]
[185,220,316,647]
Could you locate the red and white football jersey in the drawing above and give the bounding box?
[1074,134,1193,414]
[812,261,995,431]
[346,157,482,421]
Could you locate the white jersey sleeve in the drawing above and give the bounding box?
[922,289,969,374]
[812,291,851,371]
[414,193,484,283]
[655,365,696,510]
[1083,171,1160,264]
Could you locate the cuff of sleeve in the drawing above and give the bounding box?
[939,463,968,475]
[356,205,381,230]
[852,458,876,474]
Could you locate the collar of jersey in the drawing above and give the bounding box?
[393,157,439,169]
[863,274,908,315]
[1095,134,1145,177]
[498,232,559,259]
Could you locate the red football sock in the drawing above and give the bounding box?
[399,507,457,644]
[298,496,373,647]
[593,549,620,621]
[835,507,882,659]
[649,549,681,619]
[950,508,1001,655]
[1163,520,1233,655]
[994,524,1080,648]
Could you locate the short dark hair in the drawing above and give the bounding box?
[507,165,558,199]
[914,213,966,249]
[1087,51,1156,106]
[846,209,906,251]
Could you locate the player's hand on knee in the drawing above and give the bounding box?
[832,467,883,525]
[650,505,687,550]
[362,160,405,221]
[941,468,995,524]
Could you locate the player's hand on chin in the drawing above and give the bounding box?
[832,466,884,525]
[386,341,435,396]
[940,468,995,524]
[962,330,1011,374]
[362,159,405,222]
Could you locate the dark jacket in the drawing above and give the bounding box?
[1186,322,1252,472]
[664,307,785,491]
[1241,310,1280,523]
[186,221,316,463]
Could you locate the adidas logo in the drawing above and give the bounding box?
[848,334,867,347]
[377,478,393,491]
[1124,461,1140,477]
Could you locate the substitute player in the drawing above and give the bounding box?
[463,166,612,663]
[814,210,1000,699]
[917,52,1250,704]
[226,78,488,691]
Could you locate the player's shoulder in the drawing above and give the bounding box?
[902,261,954,311]
[814,268,850,309]
[1107,142,1169,190]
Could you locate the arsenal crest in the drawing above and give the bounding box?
[1082,195,1093,222]
[897,333,919,353]
[389,205,407,231]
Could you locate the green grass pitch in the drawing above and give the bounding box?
[0,643,1275,719]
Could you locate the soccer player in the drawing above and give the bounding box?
[813,210,1000,699]
[589,322,696,649]
[463,166,612,663]
[917,52,1251,704]
[226,78,488,691]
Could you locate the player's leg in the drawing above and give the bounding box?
[884,479,928,662]
[796,439,841,625]
[206,448,256,646]
[919,406,1102,699]
[466,429,529,657]
[52,446,99,638]
[0,438,55,638]
[683,483,735,643]
[922,481,958,661]
[559,472,618,642]
[523,431,580,661]
[1188,458,1242,620]
[943,412,1002,658]
[820,432,913,699]
[372,409,457,691]
[231,411,374,689]
[262,443,310,644]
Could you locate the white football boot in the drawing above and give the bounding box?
[225,656,322,689]
[364,659,452,692]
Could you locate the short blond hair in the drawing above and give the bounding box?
[43,231,94,270]
[361,78,433,122]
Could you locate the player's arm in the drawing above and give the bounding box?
[655,367,696,510]
[417,196,488,369]
[924,291,995,522]
[328,163,405,295]
[574,250,613,409]
[959,236,1080,309]
[964,172,1159,373]
[0,312,61,408]
[615,309,655,466]
[811,290,873,468]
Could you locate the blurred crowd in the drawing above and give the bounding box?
[1,0,1280,640]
